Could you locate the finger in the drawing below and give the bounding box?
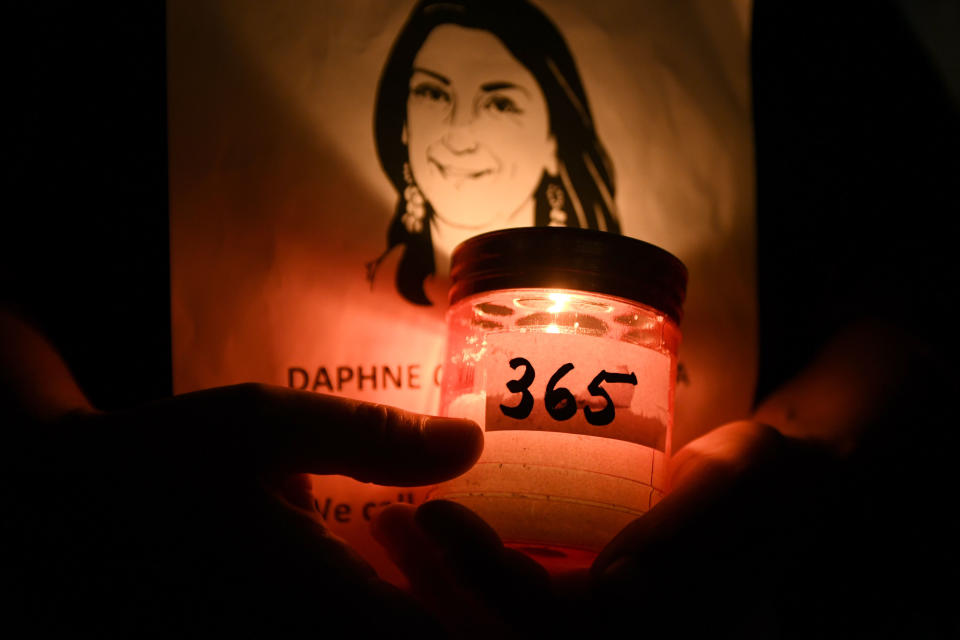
[413,500,551,599]
[592,421,786,578]
[247,479,379,581]
[372,504,504,638]
[372,502,506,594]
[228,493,447,637]
[102,384,483,484]
[414,499,504,559]
[0,310,93,422]
[260,471,314,511]
[668,420,785,489]
[591,463,731,582]
[371,503,446,593]
[406,501,557,635]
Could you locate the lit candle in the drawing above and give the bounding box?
[432,228,687,573]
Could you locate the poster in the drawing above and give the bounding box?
[168,0,756,579]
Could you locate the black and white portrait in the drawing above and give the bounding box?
[167,0,760,552]
[368,0,622,305]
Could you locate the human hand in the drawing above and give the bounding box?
[7,372,482,635]
[590,420,838,636]
[371,422,842,638]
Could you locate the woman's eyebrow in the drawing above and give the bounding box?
[411,67,450,84]
[480,81,530,96]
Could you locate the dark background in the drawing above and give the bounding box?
[4,2,170,410]
[753,0,960,401]
[3,1,959,635]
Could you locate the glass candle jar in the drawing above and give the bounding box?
[431,228,687,573]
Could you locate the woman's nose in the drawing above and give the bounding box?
[442,104,479,153]
[442,129,479,154]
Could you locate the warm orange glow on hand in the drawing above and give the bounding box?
[592,420,835,601]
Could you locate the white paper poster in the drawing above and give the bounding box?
[168,0,756,579]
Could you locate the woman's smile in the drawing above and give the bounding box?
[427,148,499,183]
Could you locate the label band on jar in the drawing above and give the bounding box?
[480,332,670,451]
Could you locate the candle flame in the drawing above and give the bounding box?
[547,292,571,313]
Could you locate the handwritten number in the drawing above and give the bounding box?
[584,370,639,426]
[545,363,577,421]
[501,359,638,426]
[500,357,535,420]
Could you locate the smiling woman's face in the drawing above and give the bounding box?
[406,25,556,229]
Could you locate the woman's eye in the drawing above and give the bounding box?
[411,83,451,104]
[485,94,522,114]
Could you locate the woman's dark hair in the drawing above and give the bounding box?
[372,0,620,305]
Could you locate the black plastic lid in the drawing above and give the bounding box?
[449,227,688,325]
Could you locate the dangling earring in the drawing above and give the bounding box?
[402,162,426,233]
[546,181,567,226]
